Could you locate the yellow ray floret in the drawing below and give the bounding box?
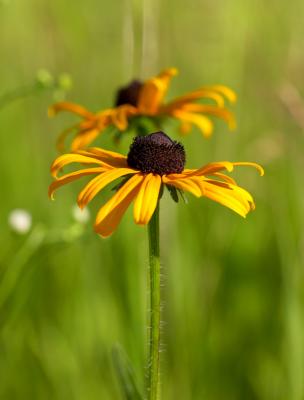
[49,68,237,151]
[49,146,263,238]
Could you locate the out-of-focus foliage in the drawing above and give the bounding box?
[1,0,304,399]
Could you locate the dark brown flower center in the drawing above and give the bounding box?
[115,80,143,107]
[127,132,186,175]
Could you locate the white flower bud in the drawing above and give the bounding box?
[8,209,32,234]
[72,205,90,224]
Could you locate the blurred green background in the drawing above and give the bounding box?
[1,0,304,399]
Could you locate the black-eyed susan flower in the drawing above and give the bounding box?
[49,68,236,151]
[49,131,263,237]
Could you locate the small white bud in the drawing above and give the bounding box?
[8,209,32,234]
[72,206,90,224]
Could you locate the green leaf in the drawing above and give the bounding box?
[167,185,179,203]
[112,344,143,400]
[166,185,188,204]
[177,188,188,204]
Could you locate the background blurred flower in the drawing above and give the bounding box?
[8,209,32,234]
[49,68,236,151]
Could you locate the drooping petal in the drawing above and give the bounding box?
[188,162,234,177]
[162,90,226,111]
[161,84,236,113]
[133,174,162,225]
[48,167,105,199]
[77,168,137,209]
[89,109,113,130]
[185,161,263,179]
[177,176,251,216]
[163,176,202,197]
[94,174,144,237]
[137,68,178,115]
[201,180,254,217]
[203,85,237,103]
[56,124,82,153]
[211,172,237,185]
[111,105,137,130]
[171,109,214,137]
[179,104,236,130]
[51,107,122,151]
[225,183,255,210]
[163,157,262,218]
[50,153,112,178]
[71,128,101,152]
[78,147,128,168]
[111,108,126,131]
[48,102,94,119]
[231,162,265,176]
[95,108,113,118]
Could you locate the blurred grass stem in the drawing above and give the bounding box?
[141,0,159,76]
[147,203,161,400]
[122,0,135,81]
[0,84,40,110]
[0,225,45,309]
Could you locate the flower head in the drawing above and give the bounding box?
[49,132,263,238]
[49,68,236,151]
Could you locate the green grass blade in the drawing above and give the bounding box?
[112,344,143,400]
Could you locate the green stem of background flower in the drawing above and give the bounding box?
[147,203,161,400]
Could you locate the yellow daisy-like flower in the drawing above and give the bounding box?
[49,68,236,151]
[49,132,263,238]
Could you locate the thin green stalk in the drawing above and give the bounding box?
[146,203,161,400]
[0,84,38,109]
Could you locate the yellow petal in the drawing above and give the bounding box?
[211,172,237,185]
[95,108,113,118]
[163,176,202,197]
[189,162,234,177]
[137,80,167,115]
[48,102,94,119]
[180,104,236,130]
[171,109,214,137]
[111,105,137,130]
[163,173,255,217]
[77,168,137,209]
[111,108,128,131]
[78,147,128,168]
[56,124,81,153]
[138,68,178,115]
[203,85,237,103]
[187,161,264,178]
[164,170,196,180]
[133,174,162,225]
[227,183,255,210]
[71,128,101,151]
[158,67,178,78]
[202,180,254,217]
[48,167,105,200]
[162,90,226,111]
[50,153,112,178]
[180,121,192,135]
[232,162,265,176]
[94,174,144,237]
[164,158,262,218]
